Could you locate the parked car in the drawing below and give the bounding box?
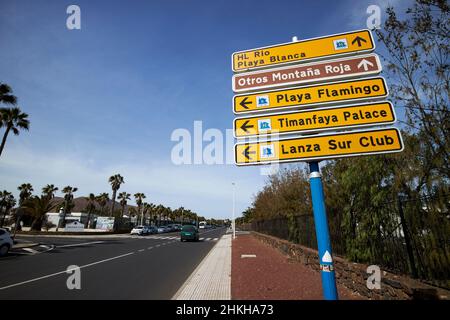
[180,225,199,242]
[130,226,149,236]
[0,228,14,257]
[157,226,168,233]
[147,226,158,234]
[164,224,174,232]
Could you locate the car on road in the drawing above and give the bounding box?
[180,225,199,242]
[0,228,13,257]
[130,226,150,236]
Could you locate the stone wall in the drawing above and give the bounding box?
[251,231,449,300]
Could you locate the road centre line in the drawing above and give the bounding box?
[0,252,135,291]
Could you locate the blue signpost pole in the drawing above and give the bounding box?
[308,161,338,300]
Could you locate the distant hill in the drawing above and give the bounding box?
[49,196,137,214]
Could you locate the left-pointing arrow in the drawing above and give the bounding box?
[240,120,254,133]
[240,97,252,109]
[243,146,256,160]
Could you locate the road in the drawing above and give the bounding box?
[0,227,227,299]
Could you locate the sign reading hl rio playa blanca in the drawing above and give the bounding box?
[232,30,375,72]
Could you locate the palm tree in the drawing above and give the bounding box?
[117,192,131,217]
[57,186,78,231]
[18,183,33,206]
[23,196,60,231]
[108,174,124,217]
[142,202,156,225]
[42,184,58,199]
[127,207,137,224]
[178,206,185,225]
[154,204,164,226]
[147,203,156,225]
[133,193,146,225]
[12,183,33,233]
[0,83,17,106]
[0,191,15,227]
[0,107,30,157]
[84,193,96,228]
[96,193,109,216]
[164,207,172,225]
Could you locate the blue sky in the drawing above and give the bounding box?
[0,0,412,219]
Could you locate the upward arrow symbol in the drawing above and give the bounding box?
[351,36,367,47]
[357,58,374,71]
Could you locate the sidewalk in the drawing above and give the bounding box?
[173,234,231,300]
[232,234,363,300]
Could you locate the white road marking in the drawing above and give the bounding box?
[23,248,38,254]
[213,238,219,241]
[241,254,257,258]
[200,238,205,241]
[147,247,153,250]
[206,238,212,241]
[138,249,145,252]
[57,241,104,248]
[0,252,135,291]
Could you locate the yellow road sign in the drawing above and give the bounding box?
[234,101,396,138]
[233,77,388,114]
[232,29,375,72]
[235,128,403,166]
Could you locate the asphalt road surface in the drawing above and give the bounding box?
[0,227,227,299]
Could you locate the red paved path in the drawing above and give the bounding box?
[231,234,363,300]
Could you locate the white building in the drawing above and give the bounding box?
[46,211,97,228]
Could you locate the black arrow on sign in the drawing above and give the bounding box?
[242,146,256,160]
[239,97,252,109]
[240,120,254,133]
[351,36,367,47]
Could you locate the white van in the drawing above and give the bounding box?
[199,221,206,229]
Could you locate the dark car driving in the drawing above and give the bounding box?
[180,225,199,242]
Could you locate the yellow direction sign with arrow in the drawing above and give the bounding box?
[234,101,396,138]
[235,128,403,165]
[233,77,388,114]
[232,29,375,72]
